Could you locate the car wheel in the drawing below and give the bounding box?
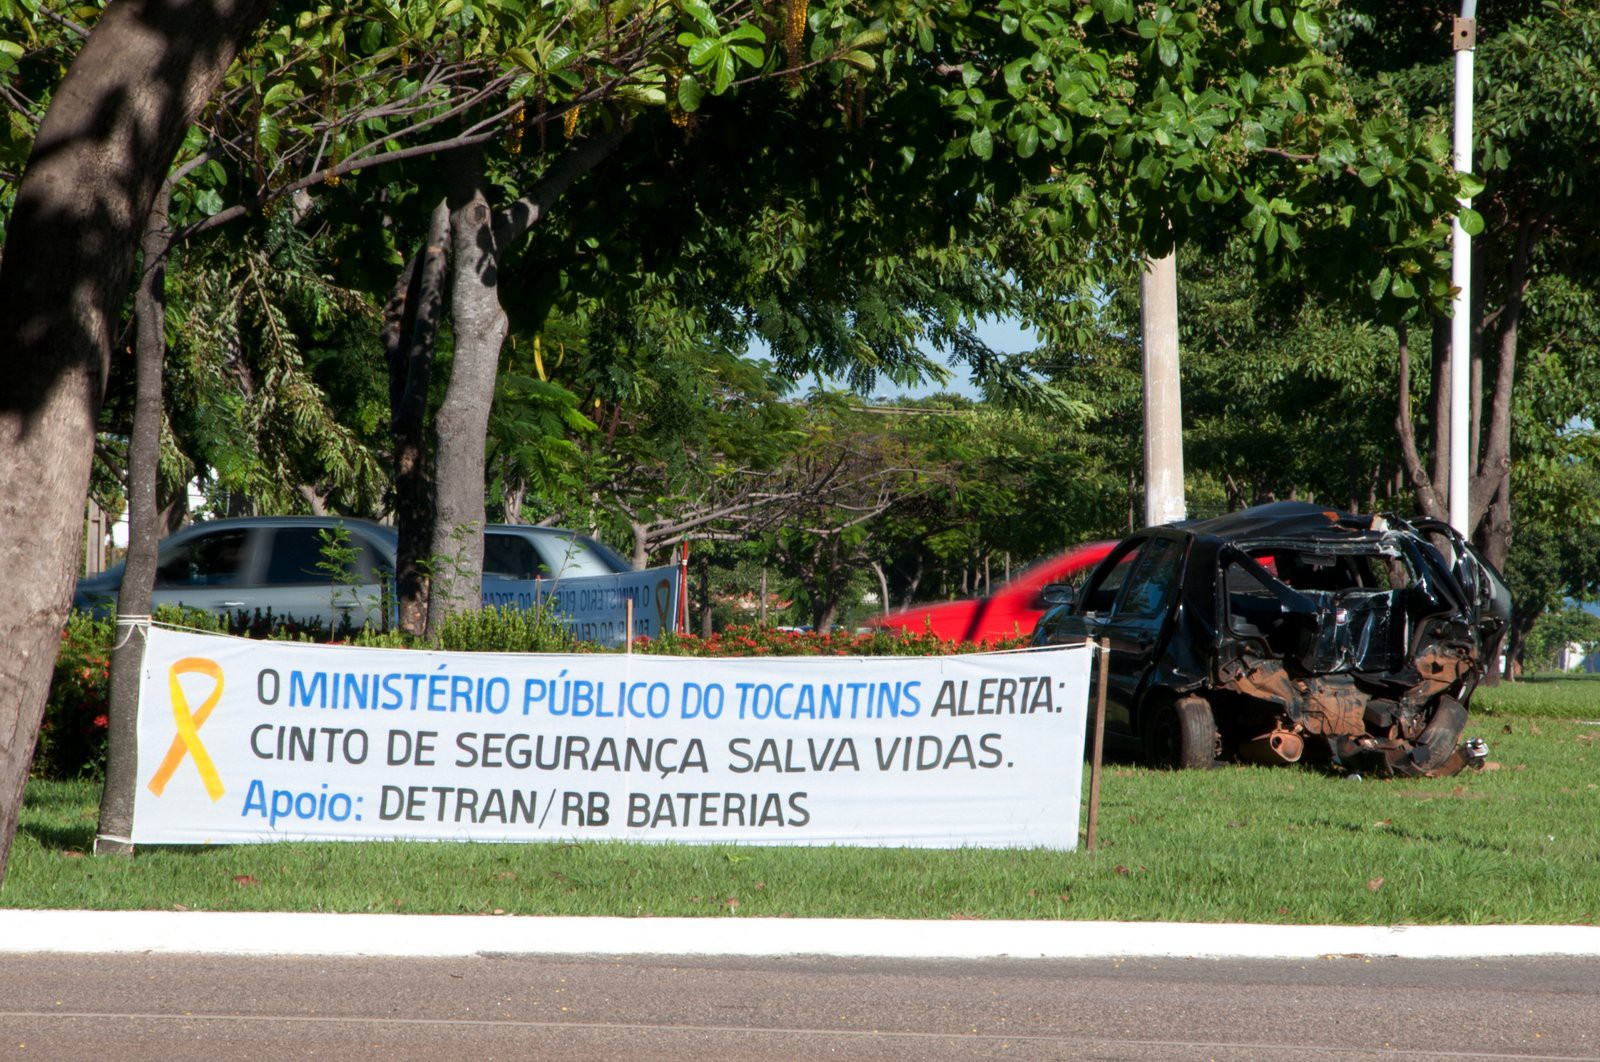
[1144,695,1218,770]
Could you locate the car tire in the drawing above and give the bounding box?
[1144,695,1217,770]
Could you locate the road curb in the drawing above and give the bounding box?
[3,909,1598,960]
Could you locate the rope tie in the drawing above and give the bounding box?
[112,614,152,651]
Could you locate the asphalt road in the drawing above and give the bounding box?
[4,952,1598,1060]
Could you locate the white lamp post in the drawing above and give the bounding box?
[1450,2,1477,538]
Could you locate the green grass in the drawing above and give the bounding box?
[1473,671,1600,719]
[7,677,1598,925]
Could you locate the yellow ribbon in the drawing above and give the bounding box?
[655,578,672,631]
[147,657,225,802]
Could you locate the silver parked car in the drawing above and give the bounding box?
[74,516,629,629]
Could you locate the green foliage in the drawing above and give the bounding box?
[0,0,114,242]
[34,613,112,780]
[485,356,596,523]
[1344,4,1600,537]
[1519,606,1600,675]
[313,524,394,634]
[151,604,227,633]
[1508,270,1600,527]
[1175,238,1407,509]
[900,0,1463,318]
[156,216,386,515]
[13,0,1549,660]
[1501,519,1600,673]
[432,605,581,654]
[313,525,361,587]
[346,625,412,649]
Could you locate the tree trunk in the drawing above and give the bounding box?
[411,133,625,634]
[869,561,890,618]
[1427,316,1451,503]
[0,0,272,886]
[96,185,176,856]
[1502,595,1539,683]
[1469,213,1540,566]
[385,199,451,637]
[629,520,650,571]
[901,556,924,609]
[1488,476,1512,684]
[427,155,507,632]
[698,555,714,637]
[1396,321,1446,520]
[808,536,844,633]
[158,487,189,535]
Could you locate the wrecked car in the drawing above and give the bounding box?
[1032,502,1511,777]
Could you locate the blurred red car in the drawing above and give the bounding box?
[872,541,1115,644]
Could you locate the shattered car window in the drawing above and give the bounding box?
[1223,558,1286,639]
[1117,538,1184,618]
[1082,547,1140,613]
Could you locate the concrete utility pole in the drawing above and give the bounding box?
[1449,1,1477,538]
[1141,249,1186,527]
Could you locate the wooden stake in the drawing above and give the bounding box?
[1086,636,1110,851]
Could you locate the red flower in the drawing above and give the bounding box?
[93,714,109,729]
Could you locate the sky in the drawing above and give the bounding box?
[886,315,1041,402]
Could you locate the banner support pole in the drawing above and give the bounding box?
[1085,637,1110,851]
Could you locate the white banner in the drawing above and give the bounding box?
[481,565,681,646]
[132,627,1091,849]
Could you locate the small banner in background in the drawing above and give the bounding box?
[481,565,682,645]
[132,627,1092,849]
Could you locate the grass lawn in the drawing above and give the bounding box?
[6,676,1598,925]
[1473,670,1600,719]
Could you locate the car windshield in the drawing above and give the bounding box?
[484,530,625,580]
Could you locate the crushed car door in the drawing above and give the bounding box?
[1102,535,1187,736]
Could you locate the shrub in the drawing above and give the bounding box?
[153,603,226,633]
[1522,605,1600,672]
[433,605,581,653]
[35,612,113,779]
[350,627,415,649]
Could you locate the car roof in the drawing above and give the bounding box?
[486,523,587,538]
[165,515,398,544]
[1174,501,1387,545]
[163,518,629,558]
